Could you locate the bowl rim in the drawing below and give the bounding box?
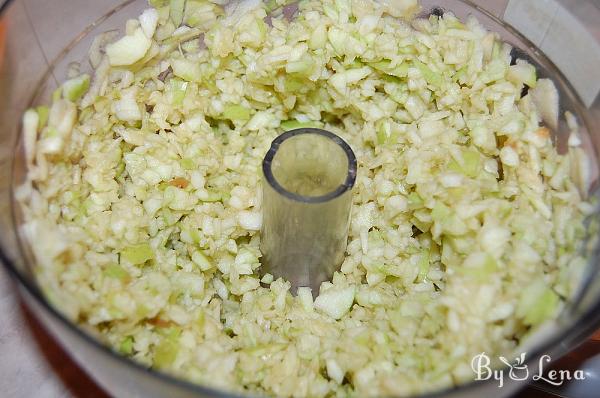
[2,0,600,397]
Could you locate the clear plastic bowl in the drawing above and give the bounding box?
[1,1,600,397]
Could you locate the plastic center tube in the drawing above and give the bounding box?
[260,128,357,294]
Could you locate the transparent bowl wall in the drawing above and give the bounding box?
[1,1,600,397]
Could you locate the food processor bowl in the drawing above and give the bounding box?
[1,1,600,397]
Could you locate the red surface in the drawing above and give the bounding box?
[516,337,600,397]
[20,302,110,398]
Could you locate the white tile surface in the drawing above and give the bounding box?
[504,0,560,45]
[0,268,109,398]
[504,0,600,107]
[1,269,69,398]
[540,3,600,107]
[1,1,48,112]
[22,0,124,62]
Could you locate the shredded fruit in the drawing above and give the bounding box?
[18,0,594,396]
